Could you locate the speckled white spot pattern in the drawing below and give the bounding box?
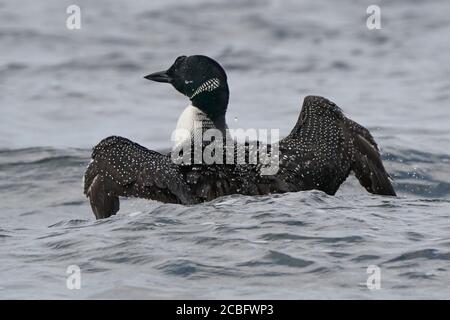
[189,78,220,99]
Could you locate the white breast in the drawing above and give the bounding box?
[172,105,206,146]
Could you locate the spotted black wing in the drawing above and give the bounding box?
[84,136,196,219]
[276,96,354,195]
[344,118,396,196]
[278,95,396,196]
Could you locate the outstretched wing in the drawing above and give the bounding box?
[280,95,396,196]
[84,136,196,218]
[344,119,396,196]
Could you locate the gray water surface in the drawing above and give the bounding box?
[0,0,449,299]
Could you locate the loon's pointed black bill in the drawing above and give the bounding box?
[144,70,172,83]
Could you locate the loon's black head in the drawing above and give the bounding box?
[144,55,229,120]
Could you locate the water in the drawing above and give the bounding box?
[1,0,449,299]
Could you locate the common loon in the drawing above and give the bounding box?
[84,55,396,219]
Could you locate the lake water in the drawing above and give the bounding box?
[0,0,449,299]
